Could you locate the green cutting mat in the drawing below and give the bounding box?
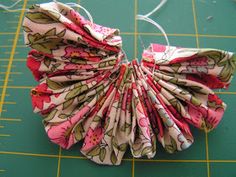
[0,0,236,176]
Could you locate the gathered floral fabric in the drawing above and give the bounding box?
[23,1,236,165]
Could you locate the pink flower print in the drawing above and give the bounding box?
[169,54,206,65]
[93,24,115,37]
[41,103,56,115]
[201,74,226,89]
[70,9,82,23]
[139,117,149,127]
[139,117,151,139]
[186,74,226,89]
[208,94,223,105]
[47,120,75,149]
[187,105,205,128]
[206,107,224,129]
[64,22,83,36]
[189,57,208,66]
[27,56,42,81]
[151,44,166,52]
[64,63,93,70]
[82,127,103,151]
[64,46,82,59]
[31,83,52,110]
[184,57,213,74]
[186,74,202,83]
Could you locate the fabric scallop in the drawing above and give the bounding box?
[23,1,236,165]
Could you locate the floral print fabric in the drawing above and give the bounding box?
[23,1,236,165]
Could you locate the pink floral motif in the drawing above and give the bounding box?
[135,93,151,141]
[151,44,166,52]
[64,22,84,36]
[186,74,226,89]
[187,105,207,128]
[31,83,52,110]
[27,57,42,81]
[208,94,223,105]
[82,127,103,151]
[189,57,208,66]
[70,9,115,37]
[70,9,83,23]
[139,116,151,139]
[41,103,56,115]
[206,107,224,128]
[64,63,93,70]
[64,46,83,59]
[47,120,75,149]
[184,57,212,74]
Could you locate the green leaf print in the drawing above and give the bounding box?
[77,94,86,103]
[26,12,60,24]
[169,98,182,113]
[63,99,74,110]
[27,28,66,54]
[46,79,64,90]
[65,85,88,100]
[190,96,201,106]
[120,122,131,132]
[44,109,57,122]
[58,114,69,119]
[57,29,66,38]
[170,63,181,73]
[93,115,102,122]
[199,50,223,63]
[87,146,101,156]
[112,137,119,149]
[22,26,32,32]
[43,56,51,68]
[106,128,113,137]
[74,123,84,141]
[65,87,82,100]
[110,151,118,165]
[45,28,57,36]
[31,38,64,54]
[29,4,39,10]
[165,137,177,153]
[118,143,127,152]
[98,60,116,68]
[200,121,213,132]
[99,148,106,162]
[219,58,236,82]
[141,146,153,156]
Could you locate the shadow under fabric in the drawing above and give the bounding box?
[22,1,236,165]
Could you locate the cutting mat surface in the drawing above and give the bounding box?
[0,0,236,177]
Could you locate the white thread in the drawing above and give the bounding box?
[121,48,129,63]
[138,35,146,51]
[136,15,170,75]
[136,0,169,75]
[143,0,167,18]
[0,0,28,12]
[136,15,169,47]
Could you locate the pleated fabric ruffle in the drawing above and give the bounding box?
[23,1,236,165]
